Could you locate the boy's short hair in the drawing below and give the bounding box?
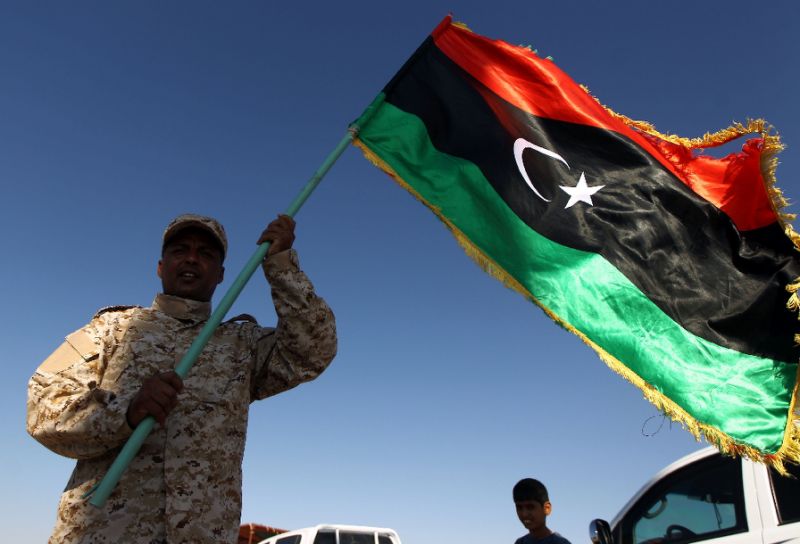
[513,478,549,505]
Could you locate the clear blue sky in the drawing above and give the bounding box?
[2,2,798,543]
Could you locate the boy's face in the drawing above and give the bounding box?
[516,499,552,534]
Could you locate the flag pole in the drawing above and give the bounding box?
[85,94,385,507]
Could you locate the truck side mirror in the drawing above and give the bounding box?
[590,519,613,544]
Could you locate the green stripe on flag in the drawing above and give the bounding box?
[359,101,795,452]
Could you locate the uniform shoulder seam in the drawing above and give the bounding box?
[93,305,142,319]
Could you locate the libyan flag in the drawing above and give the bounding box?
[353,16,800,468]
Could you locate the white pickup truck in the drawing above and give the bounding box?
[257,524,402,544]
[590,447,800,544]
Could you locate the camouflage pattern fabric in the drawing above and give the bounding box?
[27,249,337,543]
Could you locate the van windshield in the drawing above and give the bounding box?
[340,533,375,544]
[312,531,376,544]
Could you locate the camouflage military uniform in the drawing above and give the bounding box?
[27,249,336,544]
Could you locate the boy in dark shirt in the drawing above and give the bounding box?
[513,478,572,544]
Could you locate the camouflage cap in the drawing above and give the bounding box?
[162,213,228,259]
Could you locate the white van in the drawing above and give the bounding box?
[257,524,402,544]
[590,447,800,544]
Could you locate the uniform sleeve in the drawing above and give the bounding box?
[26,315,134,459]
[249,248,337,401]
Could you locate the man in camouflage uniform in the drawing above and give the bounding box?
[27,213,337,543]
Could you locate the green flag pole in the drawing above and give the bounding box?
[85,94,385,507]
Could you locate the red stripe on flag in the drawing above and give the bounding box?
[434,23,623,134]
[432,21,778,231]
[642,134,775,231]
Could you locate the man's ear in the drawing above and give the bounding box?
[218,266,225,284]
[543,501,552,516]
[157,259,163,279]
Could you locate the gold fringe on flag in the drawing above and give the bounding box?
[606,112,800,472]
[354,113,800,472]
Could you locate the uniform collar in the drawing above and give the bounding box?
[152,293,211,323]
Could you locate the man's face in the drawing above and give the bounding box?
[516,499,551,534]
[158,228,224,302]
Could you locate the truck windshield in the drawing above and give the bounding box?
[623,454,746,544]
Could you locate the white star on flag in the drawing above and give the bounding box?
[560,172,604,208]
